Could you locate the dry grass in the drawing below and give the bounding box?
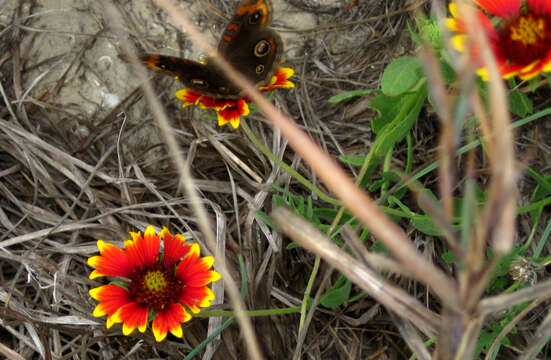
[1,0,551,359]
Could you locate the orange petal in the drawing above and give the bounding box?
[447,3,497,39]
[110,302,149,336]
[199,96,235,111]
[178,286,216,313]
[175,88,202,105]
[162,228,192,268]
[528,0,551,15]
[88,240,133,279]
[152,303,191,342]
[124,226,160,267]
[542,52,551,72]
[89,285,132,318]
[474,0,521,18]
[259,67,295,91]
[177,250,220,287]
[518,60,544,80]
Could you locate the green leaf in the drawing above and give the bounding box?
[508,90,533,117]
[201,111,217,121]
[410,14,442,49]
[439,57,456,85]
[527,172,551,221]
[320,279,352,309]
[491,277,508,291]
[529,77,539,92]
[373,86,427,157]
[452,183,487,215]
[411,216,442,236]
[381,171,401,183]
[417,188,439,215]
[442,250,458,265]
[475,330,494,357]
[369,94,403,134]
[387,196,415,216]
[529,173,551,198]
[109,281,129,290]
[272,194,286,207]
[368,179,385,192]
[381,56,423,96]
[255,210,276,229]
[371,240,390,254]
[285,242,299,250]
[328,89,378,103]
[339,155,366,166]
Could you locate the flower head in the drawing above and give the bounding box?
[175,67,294,128]
[88,226,221,342]
[509,256,544,284]
[446,0,551,80]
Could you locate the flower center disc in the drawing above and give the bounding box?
[129,262,182,312]
[500,13,551,66]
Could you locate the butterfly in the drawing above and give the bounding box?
[126,0,282,99]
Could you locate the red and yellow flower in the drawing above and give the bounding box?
[88,226,221,342]
[175,67,294,129]
[446,0,551,80]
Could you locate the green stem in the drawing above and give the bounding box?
[195,305,304,318]
[299,255,321,330]
[241,120,341,206]
[184,318,234,360]
[517,196,551,213]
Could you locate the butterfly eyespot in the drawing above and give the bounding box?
[254,40,271,58]
[249,10,263,24]
[191,79,209,88]
[255,64,265,74]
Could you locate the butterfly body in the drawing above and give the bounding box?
[132,0,282,99]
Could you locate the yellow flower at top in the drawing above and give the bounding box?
[175,67,295,129]
[88,226,221,342]
[446,0,551,80]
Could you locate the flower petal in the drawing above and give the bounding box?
[179,286,216,314]
[175,89,202,106]
[259,67,295,91]
[110,302,149,335]
[151,303,191,342]
[162,227,192,269]
[542,52,551,72]
[177,246,220,287]
[89,285,131,317]
[448,3,497,39]
[451,34,468,52]
[528,0,551,15]
[197,96,235,111]
[88,240,133,279]
[124,226,160,267]
[474,0,521,18]
[518,60,545,79]
[217,99,249,129]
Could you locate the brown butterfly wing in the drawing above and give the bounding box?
[135,55,242,98]
[216,0,282,87]
[121,0,281,99]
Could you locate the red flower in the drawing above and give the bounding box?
[175,67,294,128]
[258,67,295,91]
[447,0,551,80]
[88,226,221,342]
[216,98,250,128]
